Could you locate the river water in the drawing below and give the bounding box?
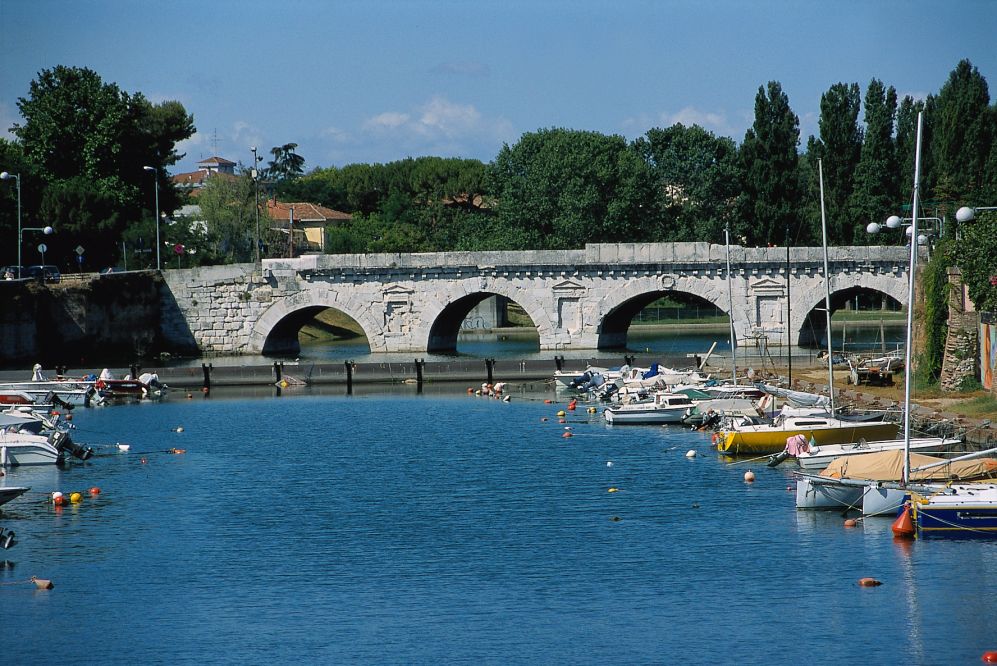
[2,389,996,664]
[164,323,905,369]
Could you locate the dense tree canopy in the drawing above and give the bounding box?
[3,65,194,269]
[738,81,802,245]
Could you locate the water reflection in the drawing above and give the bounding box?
[164,324,902,369]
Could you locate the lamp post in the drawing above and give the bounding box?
[143,166,161,270]
[866,214,943,249]
[0,171,21,277]
[20,225,54,272]
[956,206,997,224]
[251,147,262,263]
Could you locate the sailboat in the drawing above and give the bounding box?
[718,161,898,456]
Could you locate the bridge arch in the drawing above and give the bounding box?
[793,272,908,348]
[416,280,557,353]
[248,289,384,354]
[595,275,731,349]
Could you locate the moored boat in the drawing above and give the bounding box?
[717,405,898,456]
[603,392,696,425]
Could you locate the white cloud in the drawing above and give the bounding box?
[362,97,512,142]
[622,106,743,140]
[363,112,410,131]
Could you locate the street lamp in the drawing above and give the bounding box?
[251,147,262,263]
[866,215,943,248]
[956,205,997,223]
[20,225,54,273]
[143,166,161,270]
[1,171,22,277]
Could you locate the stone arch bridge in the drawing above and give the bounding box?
[160,243,912,355]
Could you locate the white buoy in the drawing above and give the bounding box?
[606,461,613,467]
[116,443,130,452]
[685,450,697,458]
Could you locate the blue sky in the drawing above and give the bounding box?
[2,0,995,176]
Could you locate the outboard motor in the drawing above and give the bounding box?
[50,431,94,461]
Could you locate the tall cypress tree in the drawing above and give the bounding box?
[809,83,862,243]
[849,79,898,239]
[739,81,801,246]
[930,59,992,202]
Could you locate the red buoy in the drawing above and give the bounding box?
[89,487,101,496]
[844,519,857,528]
[892,503,915,539]
[982,651,997,663]
[562,432,573,438]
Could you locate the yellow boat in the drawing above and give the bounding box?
[717,409,899,456]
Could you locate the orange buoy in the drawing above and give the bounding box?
[982,651,997,663]
[65,413,73,421]
[744,470,756,483]
[558,419,566,424]
[562,432,573,438]
[52,493,66,506]
[169,448,187,454]
[858,577,882,587]
[89,487,101,496]
[844,519,857,528]
[892,503,915,539]
[544,399,552,404]
[31,577,54,590]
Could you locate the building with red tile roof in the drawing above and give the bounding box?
[265,199,352,253]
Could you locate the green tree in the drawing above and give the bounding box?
[633,124,740,243]
[11,65,193,268]
[809,83,862,243]
[196,173,258,263]
[738,81,802,246]
[930,59,992,201]
[849,79,898,242]
[489,128,654,249]
[267,143,305,183]
[957,210,997,313]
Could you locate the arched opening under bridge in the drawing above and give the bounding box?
[599,291,730,356]
[798,287,904,354]
[427,294,539,355]
[261,306,371,359]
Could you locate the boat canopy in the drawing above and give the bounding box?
[754,383,831,409]
[822,449,997,482]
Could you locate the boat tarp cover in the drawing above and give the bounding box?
[755,383,831,409]
[821,449,997,482]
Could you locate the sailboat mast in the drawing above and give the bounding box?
[786,222,792,386]
[818,159,836,414]
[901,112,924,486]
[725,223,738,384]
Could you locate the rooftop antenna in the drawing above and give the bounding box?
[211,128,220,156]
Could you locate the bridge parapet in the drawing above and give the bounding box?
[161,243,913,356]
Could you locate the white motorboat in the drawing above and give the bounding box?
[603,392,696,425]
[0,486,30,507]
[0,380,94,407]
[0,411,93,465]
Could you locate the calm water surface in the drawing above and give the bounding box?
[2,390,993,664]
